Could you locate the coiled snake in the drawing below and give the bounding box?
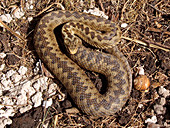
[34,10,132,117]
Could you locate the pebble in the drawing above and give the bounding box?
[1,78,12,88]
[153,104,166,115]
[11,73,22,83]
[6,70,16,78]
[0,52,6,58]
[48,83,57,96]
[12,7,25,19]
[32,92,43,107]
[84,8,108,19]
[43,98,53,108]
[121,23,128,28]
[0,64,5,71]
[19,105,32,113]
[0,117,12,128]
[16,93,27,105]
[0,108,15,118]
[158,86,170,98]
[0,14,12,24]
[159,97,166,105]
[145,115,157,124]
[18,66,27,76]
[21,81,35,96]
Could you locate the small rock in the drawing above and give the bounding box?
[6,70,16,78]
[28,16,33,22]
[33,62,40,75]
[32,92,43,107]
[145,115,157,124]
[2,97,14,106]
[33,77,48,91]
[19,105,32,113]
[12,7,25,19]
[0,14,12,23]
[121,23,128,28]
[0,63,5,71]
[159,97,166,105]
[48,83,57,96]
[0,52,6,58]
[21,81,35,96]
[84,8,108,19]
[16,93,27,105]
[158,86,170,98]
[154,104,166,115]
[43,98,53,108]
[0,117,12,128]
[11,73,22,83]
[138,104,144,108]
[138,66,145,75]
[1,79,12,89]
[18,66,27,75]
[0,108,15,118]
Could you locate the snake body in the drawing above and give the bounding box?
[34,10,132,117]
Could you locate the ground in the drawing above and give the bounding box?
[0,0,169,127]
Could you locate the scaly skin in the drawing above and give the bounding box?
[34,10,132,117]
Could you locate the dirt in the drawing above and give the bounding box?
[0,0,169,127]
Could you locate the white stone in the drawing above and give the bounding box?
[0,64,5,71]
[19,105,32,113]
[158,86,170,98]
[0,52,6,58]
[138,66,145,75]
[12,7,25,19]
[0,117,12,128]
[43,98,53,108]
[0,14,12,23]
[121,23,128,28]
[0,104,4,109]
[159,97,166,105]
[33,82,41,91]
[6,70,16,78]
[84,8,108,19]
[154,104,166,115]
[138,104,143,108]
[0,108,15,118]
[16,93,27,105]
[18,66,27,76]
[33,77,48,91]
[145,115,157,123]
[32,92,42,107]
[21,81,35,96]
[33,62,40,75]
[30,5,34,9]
[11,73,22,83]
[2,97,14,106]
[15,31,20,35]
[0,88,2,96]
[48,83,57,96]
[28,16,33,22]
[1,79,12,88]
[58,93,65,101]
[38,77,48,90]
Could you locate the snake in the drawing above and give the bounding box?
[34,10,132,117]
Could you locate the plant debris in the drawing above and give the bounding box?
[0,0,169,127]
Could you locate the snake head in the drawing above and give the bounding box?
[64,37,82,54]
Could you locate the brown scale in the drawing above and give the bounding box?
[34,10,132,117]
